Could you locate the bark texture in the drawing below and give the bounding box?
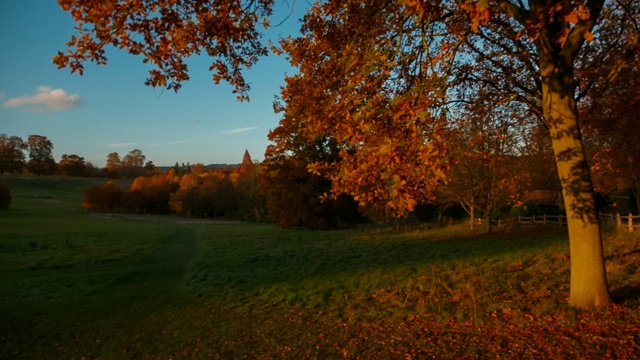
[541,56,611,308]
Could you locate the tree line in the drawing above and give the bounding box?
[0,133,156,178]
[82,150,266,222]
[81,149,368,227]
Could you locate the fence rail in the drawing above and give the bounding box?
[600,213,640,233]
[384,212,640,232]
[467,214,566,229]
[444,213,639,232]
[487,214,567,229]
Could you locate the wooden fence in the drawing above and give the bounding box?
[466,213,640,232]
[600,213,640,233]
[387,213,640,232]
[472,214,567,229]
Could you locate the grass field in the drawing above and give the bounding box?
[1,176,639,359]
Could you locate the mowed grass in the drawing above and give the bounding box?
[1,176,640,359]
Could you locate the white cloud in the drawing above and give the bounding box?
[3,86,82,113]
[221,126,259,135]
[104,142,137,149]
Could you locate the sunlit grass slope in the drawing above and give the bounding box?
[1,176,639,358]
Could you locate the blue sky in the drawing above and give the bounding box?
[0,1,305,167]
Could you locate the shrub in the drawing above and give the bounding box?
[82,181,125,212]
[0,182,10,210]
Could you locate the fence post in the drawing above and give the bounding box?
[629,213,634,233]
[543,214,547,226]
[616,213,622,230]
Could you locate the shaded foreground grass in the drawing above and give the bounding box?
[1,176,640,358]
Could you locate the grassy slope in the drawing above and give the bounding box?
[1,176,639,359]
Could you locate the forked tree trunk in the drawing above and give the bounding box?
[541,60,611,308]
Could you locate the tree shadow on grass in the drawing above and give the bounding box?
[186,225,570,300]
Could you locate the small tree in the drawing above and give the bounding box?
[82,181,125,212]
[58,154,87,177]
[0,134,26,175]
[235,150,267,221]
[121,149,146,178]
[27,135,56,176]
[105,152,122,178]
[127,169,178,213]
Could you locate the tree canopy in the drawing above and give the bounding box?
[27,135,56,176]
[0,134,26,175]
[55,0,274,100]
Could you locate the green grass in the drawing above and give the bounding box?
[1,176,639,359]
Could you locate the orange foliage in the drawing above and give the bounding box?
[274,0,452,218]
[82,181,126,212]
[55,0,273,99]
[582,50,640,209]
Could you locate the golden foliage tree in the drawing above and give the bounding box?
[273,0,638,308]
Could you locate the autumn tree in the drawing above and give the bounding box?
[54,0,273,100]
[144,160,158,175]
[82,180,126,212]
[273,2,450,218]
[84,161,101,177]
[264,79,369,229]
[121,149,146,178]
[27,135,56,176]
[170,165,237,218]
[0,134,26,175]
[122,148,145,168]
[239,149,254,175]
[126,169,178,213]
[272,0,640,308]
[58,154,87,176]
[56,0,640,308]
[441,108,531,232]
[263,135,367,229]
[235,150,267,221]
[105,152,122,178]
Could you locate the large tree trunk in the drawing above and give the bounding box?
[484,209,492,234]
[541,60,611,308]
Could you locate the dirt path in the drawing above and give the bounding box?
[151,225,198,282]
[98,225,199,301]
